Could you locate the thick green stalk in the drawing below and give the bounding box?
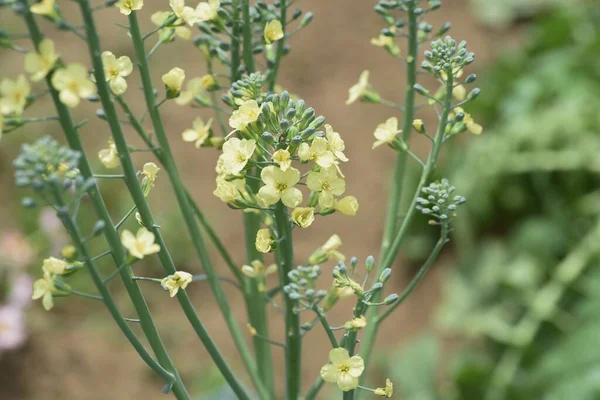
[76,3,250,398]
[268,0,287,91]
[18,4,189,398]
[342,298,369,400]
[358,71,455,380]
[238,1,276,396]
[379,5,419,260]
[274,202,301,400]
[127,13,266,399]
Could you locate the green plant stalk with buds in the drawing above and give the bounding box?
[2,0,480,399]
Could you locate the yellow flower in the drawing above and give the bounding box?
[115,0,143,15]
[298,137,335,168]
[346,70,369,105]
[325,124,348,162]
[307,167,345,209]
[374,378,394,398]
[199,74,217,90]
[170,0,198,25]
[219,138,256,175]
[291,207,315,228]
[176,77,205,105]
[182,117,212,147]
[241,260,277,292]
[162,67,186,92]
[320,348,365,392]
[98,139,119,169]
[255,228,273,253]
[24,39,59,82]
[161,271,193,297]
[141,162,160,195]
[121,227,161,259]
[195,0,220,22]
[344,315,367,331]
[41,257,69,276]
[0,75,30,115]
[51,64,97,108]
[229,99,261,131]
[101,51,133,95]
[246,323,258,336]
[370,28,400,56]
[373,117,401,149]
[309,234,345,265]
[213,176,246,203]
[413,118,425,133]
[334,196,359,216]
[61,245,77,259]
[272,149,291,171]
[30,0,57,17]
[32,274,56,311]
[264,20,284,44]
[151,11,191,42]
[258,166,303,208]
[453,107,483,135]
[453,84,467,101]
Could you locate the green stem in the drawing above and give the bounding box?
[274,202,301,400]
[358,68,455,378]
[268,0,287,91]
[230,0,242,82]
[313,305,338,348]
[128,11,266,399]
[76,3,250,398]
[19,4,189,399]
[241,0,255,73]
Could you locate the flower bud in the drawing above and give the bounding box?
[384,293,399,305]
[412,119,426,133]
[365,255,375,272]
[379,268,391,283]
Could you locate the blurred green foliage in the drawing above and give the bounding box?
[381,2,600,399]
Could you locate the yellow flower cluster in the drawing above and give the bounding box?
[169,0,220,26]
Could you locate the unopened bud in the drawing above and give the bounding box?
[379,268,392,283]
[384,293,399,305]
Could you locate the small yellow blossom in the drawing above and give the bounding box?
[258,166,303,208]
[42,257,69,276]
[141,162,160,195]
[320,348,365,392]
[219,138,256,175]
[195,0,220,22]
[272,149,291,171]
[151,11,191,42]
[115,0,143,15]
[213,176,246,203]
[413,118,425,133]
[291,207,315,228]
[61,245,77,259]
[346,70,369,105]
[170,0,198,25]
[344,315,367,331]
[32,274,56,311]
[325,124,348,162]
[30,0,57,17]
[176,77,205,105]
[162,67,186,92]
[453,107,483,135]
[229,99,261,131]
[182,117,213,148]
[334,196,359,216]
[51,64,97,108]
[24,39,59,82]
[121,227,161,259]
[298,137,335,168]
[371,27,400,57]
[101,51,133,95]
[161,271,193,297]
[98,139,119,169]
[264,20,284,44]
[453,84,467,101]
[199,74,217,90]
[309,234,345,265]
[374,379,394,398]
[373,117,401,149]
[0,75,30,115]
[255,228,273,253]
[241,260,277,291]
[307,167,345,209]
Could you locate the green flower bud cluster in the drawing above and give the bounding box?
[226,72,267,105]
[416,178,466,224]
[14,136,81,192]
[283,265,326,303]
[423,36,474,78]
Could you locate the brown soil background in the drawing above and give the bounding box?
[0,1,518,398]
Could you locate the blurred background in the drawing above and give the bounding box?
[1,0,599,398]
